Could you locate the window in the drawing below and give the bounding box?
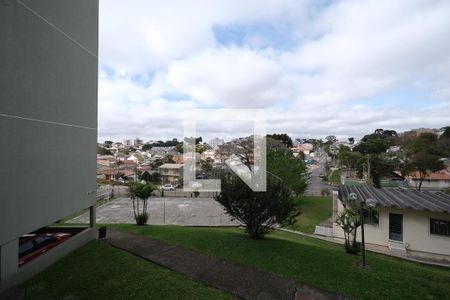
[362,208,379,225]
[430,219,450,236]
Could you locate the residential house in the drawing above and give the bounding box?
[401,169,450,190]
[332,186,450,257]
[159,163,184,185]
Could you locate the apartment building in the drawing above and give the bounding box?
[0,0,98,290]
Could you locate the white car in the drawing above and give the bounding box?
[161,184,176,191]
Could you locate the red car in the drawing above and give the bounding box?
[19,233,71,267]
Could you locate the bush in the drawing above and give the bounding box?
[345,241,361,255]
[215,172,301,239]
[335,203,361,254]
[135,213,148,226]
[128,182,156,226]
[321,188,331,196]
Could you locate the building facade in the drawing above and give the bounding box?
[0,0,98,290]
[332,187,450,257]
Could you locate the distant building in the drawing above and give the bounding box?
[159,164,184,184]
[133,137,143,146]
[209,137,224,149]
[123,139,132,147]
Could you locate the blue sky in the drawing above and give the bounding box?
[98,0,450,142]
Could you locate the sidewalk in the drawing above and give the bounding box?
[105,229,350,300]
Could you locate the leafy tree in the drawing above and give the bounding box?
[128,182,157,225]
[356,154,397,188]
[266,137,289,153]
[325,135,337,144]
[401,133,444,190]
[97,146,112,155]
[267,150,307,196]
[335,203,361,254]
[267,133,293,148]
[338,146,362,169]
[201,158,214,174]
[151,172,161,184]
[140,171,152,183]
[440,126,450,139]
[348,137,355,145]
[142,143,152,151]
[215,172,301,239]
[104,140,113,147]
[354,128,398,154]
[402,153,444,190]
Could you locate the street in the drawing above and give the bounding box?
[305,153,333,196]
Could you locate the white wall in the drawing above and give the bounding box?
[333,198,450,256]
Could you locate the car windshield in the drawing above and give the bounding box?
[19,241,35,257]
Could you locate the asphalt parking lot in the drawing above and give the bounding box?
[70,197,240,226]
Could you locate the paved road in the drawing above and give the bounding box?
[70,197,240,226]
[305,154,333,196]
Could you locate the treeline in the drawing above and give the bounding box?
[338,127,450,189]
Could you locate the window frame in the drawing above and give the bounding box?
[362,208,379,226]
[430,218,450,237]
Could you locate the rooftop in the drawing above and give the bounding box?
[339,185,450,213]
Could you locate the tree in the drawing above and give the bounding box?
[104,140,113,147]
[401,133,444,190]
[402,153,444,190]
[354,128,398,154]
[267,133,293,148]
[140,171,152,183]
[201,158,214,174]
[335,203,361,254]
[215,172,301,239]
[216,137,254,167]
[356,154,397,188]
[97,146,112,155]
[441,126,450,139]
[128,182,157,225]
[348,137,355,145]
[325,135,337,144]
[267,150,307,196]
[338,145,362,169]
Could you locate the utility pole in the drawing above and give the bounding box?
[367,154,371,186]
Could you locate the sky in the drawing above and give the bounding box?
[98,0,450,143]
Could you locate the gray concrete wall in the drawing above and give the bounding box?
[0,0,98,280]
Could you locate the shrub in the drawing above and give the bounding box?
[215,172,301,239]
[135,213,149,226]
[335,203,361,255]
[128,182,156,226]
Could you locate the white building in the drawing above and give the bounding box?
[332,186,450,257]
[209,137,224,150]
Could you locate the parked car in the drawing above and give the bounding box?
[19,233,72,266]
[161,184,176,191]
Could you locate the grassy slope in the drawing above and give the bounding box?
[286,196,332,233]
[108,225,450,300]
[329,169,341,185]
[22,241,235,300]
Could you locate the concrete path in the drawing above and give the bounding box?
[105,229,350,300]
[70,197,240,226]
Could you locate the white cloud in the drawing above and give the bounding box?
[98,0,450,142]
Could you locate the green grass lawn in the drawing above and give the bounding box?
[285,196,332,233]
[328,169,341,185]
[22,241,235,300]
[108,225,450,300]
